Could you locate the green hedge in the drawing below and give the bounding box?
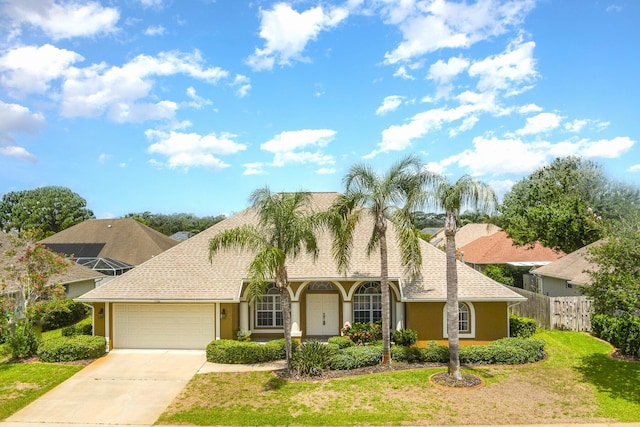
[37,335,106,362]
[391,328,418,346]
[61,322,93,337]
[391,338,545,365]
[329,345,382,370]
[206,339,299,364]
[510,315,538,338]
[591,314,640,357]
[327,336,354,349]
[30,299,89,331]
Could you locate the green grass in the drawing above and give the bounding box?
[0,362,82,420]
[159,331,640,426]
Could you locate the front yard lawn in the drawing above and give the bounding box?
[0,362,83,420]
[158,331,640,426]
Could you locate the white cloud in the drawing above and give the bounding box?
[0,100,45,142]
[60,50,228,121]
[516,112,562,135]
[628,164,640,172]
[393,66,416,80]
[246,3,349,71]
[518,103,543,114]
[468,36,537,94]
[0,146,37,162]
[316,167,336,174]
[428,56,470,85]
[231,75,251,97]
[146,129,247,170]
[376,95,404,115]
[184,87,212,109]
[0,44,83,95]
[98,153,112,163]
[580,136,634,158]
[564,118,610,133]
[2,0,119,40]
[243,162,266,176]
[144,25,165,36]
[382,0,535,64]
[261,129,336,167]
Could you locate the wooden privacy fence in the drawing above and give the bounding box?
[506,286,592,332]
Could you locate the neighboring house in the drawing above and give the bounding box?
[529,240,603,297]
[458,231,565,273]
[40,218,179,277]
[77,193,525,351]
[430,223,501,249]
[1,232,105,299]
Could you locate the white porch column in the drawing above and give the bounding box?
[342,301,352,330]
[104,302,110,351]
[395,301,405,331]
[291,301,302,337]
[239,301,249,332]
[215,303,221,340]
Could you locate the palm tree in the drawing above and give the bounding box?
[431,175,497,379]
[208,188,320,371]
[327,155,434,364]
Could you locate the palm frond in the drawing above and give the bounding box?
[392,209,422,280]
[208,224,266,261]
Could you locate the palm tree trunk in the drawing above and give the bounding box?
[276,267,293,373]
[445,210,462,380]
[379,222,391,365]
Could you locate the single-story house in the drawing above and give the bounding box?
[430,223,501,249]
[458,231,565,272]
[529,240,603,296]
[1,232,105,299]
[40,218,179,277]
[77,193,526,351]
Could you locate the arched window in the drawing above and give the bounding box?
[255,285,282,328]
[353,282,382,324]
[442,302,475,338]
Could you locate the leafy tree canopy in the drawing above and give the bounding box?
[0,186,94,238]
[500,156,640,253]
[125,212,226,236]
[584,211,640,317]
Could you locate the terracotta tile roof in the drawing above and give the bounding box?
[77,193,524,303]
[40,218,178,266]
[0,232,105,292]
[530,240,603,285]
[459,231,565,265]
[430,223,501,248]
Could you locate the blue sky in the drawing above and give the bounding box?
[1,0,638,219]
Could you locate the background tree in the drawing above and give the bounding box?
[327,155,432,364]
[125,212,226,236]
[0,186,94,238]
[208,188,320,371]
[500,157,640,253]
[584,210,640,317]
[1,235,68,358]
[431,175,497,380]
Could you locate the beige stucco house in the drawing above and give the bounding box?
[77,193,525,350]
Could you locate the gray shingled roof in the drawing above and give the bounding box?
[530,240,603,285]
[77,193,524,303]
[40,218,178,266]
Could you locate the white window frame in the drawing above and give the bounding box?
[442,302,476,339]
[255,285,283,328]
[353,282,382,324]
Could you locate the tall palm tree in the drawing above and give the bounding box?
[208,188,320,371]
[432,175,497,379]
[327,155,434,364]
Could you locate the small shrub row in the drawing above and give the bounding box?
[391,338,545,365]
[29,299,89,331]
[206,339,298,364]
[327,335,354,349]
[510,315,538,338]
[37,335,106,362]
[591,314,640,357]
[61,322,93,337]
[330,345,382,370]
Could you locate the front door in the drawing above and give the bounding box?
[306,294,339,336]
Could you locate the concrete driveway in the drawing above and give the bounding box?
[3,349,206,427]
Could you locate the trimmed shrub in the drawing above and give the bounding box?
[330,345,382,370]
[510,315,537,338]
[4,320,41,359]
[391,341,448,363]
[391,328,418,346]
[591,314,640,357]
[292,340,334,376]
[62,322,93,337]
[460,338,546,365]
[37,335,106,362]
[327,336,354,349]
[206,339,298,364]
[30,299,89,331]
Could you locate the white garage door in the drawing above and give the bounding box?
[113,303,215,349]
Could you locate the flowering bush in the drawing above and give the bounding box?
[341,321,382,345]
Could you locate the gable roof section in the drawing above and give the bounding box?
[530,240,603,285]
[430,223,501,248]
[459,231,565,265]
[77,193,524,303]
[1,232,105,292]
[40,218,178,266]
